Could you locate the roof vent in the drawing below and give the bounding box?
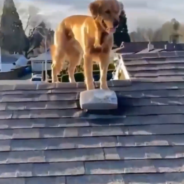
[147,42,154,51]
[164,44,175,51]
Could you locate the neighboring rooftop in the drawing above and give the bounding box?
[114,41,184,54]
[114,42,184,79]
[0,80,184,184]
[125,56,184,79]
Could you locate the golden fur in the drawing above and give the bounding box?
[51,0,123,90]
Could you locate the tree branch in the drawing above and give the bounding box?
[24,14,30,32]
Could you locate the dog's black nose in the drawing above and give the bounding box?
[113,20,119,28]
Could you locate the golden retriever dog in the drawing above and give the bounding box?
[51,0,124,90]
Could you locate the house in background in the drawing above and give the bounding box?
[30,51,52,81]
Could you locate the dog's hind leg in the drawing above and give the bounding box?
[51,46,66,83]
[51,25,67,83]
[66,44,83,83]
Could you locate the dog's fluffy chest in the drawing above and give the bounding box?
[100,32,109,45]
[90,31,112,54]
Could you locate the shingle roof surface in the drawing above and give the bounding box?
[117,43,184,79]
[0,80,184,184]
[125,57,184,78]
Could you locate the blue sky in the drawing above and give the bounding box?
[1,0,184,32]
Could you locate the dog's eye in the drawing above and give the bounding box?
[105,10,110,14]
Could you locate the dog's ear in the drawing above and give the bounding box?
[89,0,101,18]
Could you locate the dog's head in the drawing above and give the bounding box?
[89,0,124,33]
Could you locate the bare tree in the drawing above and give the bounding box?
[129,32,136,42]
[0,8,2,24]
[180,24,184,42]
[160,21,174,41]
[152,28,162,41]
[129,18,184,42]
[142,28,154,43]
[170,19,182,43]
[16,4,43,34]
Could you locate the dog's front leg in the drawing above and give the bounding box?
[83,54,95,90]
[99,54,110,90]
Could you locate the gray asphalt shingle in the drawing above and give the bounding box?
[124,53,184,79]
[0,79,184,183]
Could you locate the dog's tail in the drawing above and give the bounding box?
[51,22,69,83]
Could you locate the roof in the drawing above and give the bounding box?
[115,41,168,53]
[30,51,51,61]
[115,42,183,54]
[125,56,184,78]
[0,80,184,183]
[113,42,184,79]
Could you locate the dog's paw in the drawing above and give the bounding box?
[100,85,110,90]
[87,84,95,90]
